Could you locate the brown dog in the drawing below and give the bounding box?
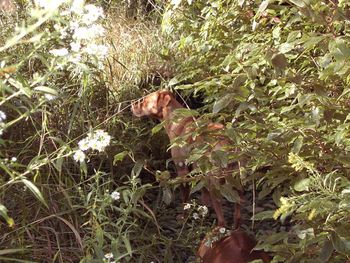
[197,228,270,263]
[131,89,241,227]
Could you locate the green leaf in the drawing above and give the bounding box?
[122,236,133,256]
[331,232,350,255]
[20,179,48,208]
[213,94,232,113]
[0,204,14,227]
[8,78,31,97]
[292,136,303,154]
[220,184,240,203]
[302,35,326,49]
[318,239,334,263]
[253,210,275,220]
[33,86,58,96]
[113,151,128,164]
[131,162,143,177]
[294,178,311,192]
[151,122,164,135]
[257,0,269,15]
[289,0,306,7]
[211,150,229,168]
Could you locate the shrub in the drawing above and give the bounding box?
[162,0,350,261]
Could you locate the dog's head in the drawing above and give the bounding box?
[131,90,174,119]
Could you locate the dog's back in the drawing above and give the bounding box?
[197,229,270,263]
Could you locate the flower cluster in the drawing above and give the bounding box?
[203,227,230,248]
[45,0,108,71]
[73,129,111,163]
[104,252,116,263]
[183,202,208,220]
[110,190,120,201]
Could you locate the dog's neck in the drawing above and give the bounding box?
[161,101,194,140]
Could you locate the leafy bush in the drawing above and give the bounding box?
[162,0,350,261]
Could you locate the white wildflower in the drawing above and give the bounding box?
[84,44,109,59]
[11,157,17,162]
[68,54,82,64]
[183,203,191,210]
[77,130,111,153]
[70,42,81,52]
[104,252,113,259]
[91,129,111,152]
[44,94,57,101]
[0,129,3,136]
[71,0,84,14]
[219,227,226,234]
[78,137,90,151]
[34,0,65,10]
[193,213,199,220]
[87,137,100,151]
[110,191,120,201]
[50,48,69,57]
[73,25,105,40]
[0,111,6,122]
[69,21,80,30]
[73,150,85,163]
[198,205,208,217]
[82,4,105,24]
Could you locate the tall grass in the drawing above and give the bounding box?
[0,1,203,262]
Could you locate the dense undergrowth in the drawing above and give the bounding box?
[0,0,350,262]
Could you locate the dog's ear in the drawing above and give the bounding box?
[159,91,172,108]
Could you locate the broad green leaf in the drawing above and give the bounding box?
[33,86,58,96]
[151,122,164,135]
[252,210,275,220]
[8,78,31,97]
[319,239,334,263]
[220,184,240,203]
[331,232,350,255]
[213,94,232,113]
[131,162,143,177]
[113,151,128,164]
[302,35,326,49]
[292,136,303,154]
[294,178,311,192]
[20,179,48,208]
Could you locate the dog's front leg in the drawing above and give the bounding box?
[175,163,190,204]
[207,175,226,226]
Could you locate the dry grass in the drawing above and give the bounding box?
[104,13,169,95]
